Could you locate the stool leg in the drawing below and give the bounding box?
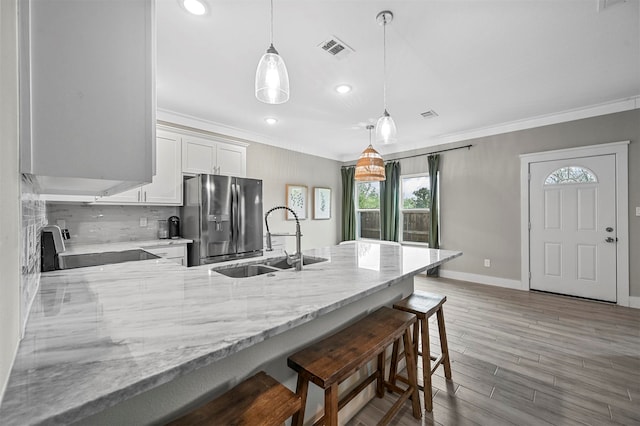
[437,308,452,380]
[388,339,400,389]
[413,320,420,359]
[420,316,433,412]
[376,352,385,398]
[324,383,339,426]
[292,374,309,426]
[403,328,422,419]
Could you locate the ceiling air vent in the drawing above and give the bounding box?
[318,36,355,60]
[420,110,439,119]
[597,0,627,11]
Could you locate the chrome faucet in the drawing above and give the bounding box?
[264,206,303,271]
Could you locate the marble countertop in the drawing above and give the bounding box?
[0,243,461,425]
[60,238,193,257]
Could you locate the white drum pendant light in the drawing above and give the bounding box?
[355,125,386,182]
[255,0,290,104]
[375,10,397,144]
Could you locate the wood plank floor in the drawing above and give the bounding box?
[347,276,640,426]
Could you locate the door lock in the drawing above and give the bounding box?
[605,227,614,232]
[605,237,618,243]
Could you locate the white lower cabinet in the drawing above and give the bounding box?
[144,244,187,266]
[95,130,182,205]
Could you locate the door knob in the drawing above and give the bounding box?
[605,237,618,243]
[606,227,614,232]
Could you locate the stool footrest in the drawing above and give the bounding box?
[379,385,415,426]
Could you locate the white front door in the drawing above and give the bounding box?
[529,155,617,302]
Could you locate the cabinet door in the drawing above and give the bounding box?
[20,0,155,195]
[143,131,182,205]
[217,144,246,177]
[182,136,216,175]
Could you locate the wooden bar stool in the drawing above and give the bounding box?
[166,371,301,426]
[287,307,421,426]
[389,291,452,412]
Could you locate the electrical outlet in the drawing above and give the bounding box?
[139,217,147,227]
[636,207,640,217]
[484,259,491,268]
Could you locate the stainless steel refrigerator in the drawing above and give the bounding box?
[181,175,263,266]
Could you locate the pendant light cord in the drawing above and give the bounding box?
[270,0,274,45]
[382,16,387,110]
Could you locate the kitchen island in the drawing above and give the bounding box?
[0,243,461,425]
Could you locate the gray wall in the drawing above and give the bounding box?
[246,141,342,252]
[0,0,21,400]
[385,109,640,296]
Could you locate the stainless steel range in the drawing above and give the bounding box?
[59,250,160,269]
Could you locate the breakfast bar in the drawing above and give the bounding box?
[0,243,461,425]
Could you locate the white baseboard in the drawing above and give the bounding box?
[628,296,640,309]
[437,270,525,290]
[437,271,639,308]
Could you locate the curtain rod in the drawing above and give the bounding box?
[342,144,472,168]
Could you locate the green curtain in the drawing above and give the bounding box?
[341,167,356,241]
[427,154,440,276]
[380,161,400,241]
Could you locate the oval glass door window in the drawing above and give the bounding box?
[544,166,597,185]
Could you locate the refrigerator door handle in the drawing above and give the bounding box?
[230,183,237,247]
[234,183,241,247]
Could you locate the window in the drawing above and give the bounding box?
[355,181,380,240]
[400,174,432,244]
[545,166,597,185]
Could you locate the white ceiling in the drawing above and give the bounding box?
[156,0,640,162]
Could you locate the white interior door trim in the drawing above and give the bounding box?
[520,141,630,306]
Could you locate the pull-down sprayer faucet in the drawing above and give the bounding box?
[264,206,303,271]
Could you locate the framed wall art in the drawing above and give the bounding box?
[313,187,331,220]
[285,184,307,220]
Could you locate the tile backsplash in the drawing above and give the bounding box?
[21,175,47,332]
[47,203,179,245]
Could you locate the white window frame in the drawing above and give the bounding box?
[354,181,381,241]
[399,172,431,246]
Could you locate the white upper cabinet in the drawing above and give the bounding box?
[19,0,156,196]
[95,130,182,205]
[217,144,246,177]
[182,136,218,175]
[181,133,247,177]
[144,131,183,204]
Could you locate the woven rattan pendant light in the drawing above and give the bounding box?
[355,125,385,181]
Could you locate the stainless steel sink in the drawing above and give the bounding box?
[212,264,279,278]
[211,256,327,278]
[261,256,327,270]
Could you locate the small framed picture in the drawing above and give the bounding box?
[313,187,331,220]
[286,184,307,220]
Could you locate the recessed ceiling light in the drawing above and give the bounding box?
[181,0,207,16]
[335,84,352,94]
[264,117,278,125]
